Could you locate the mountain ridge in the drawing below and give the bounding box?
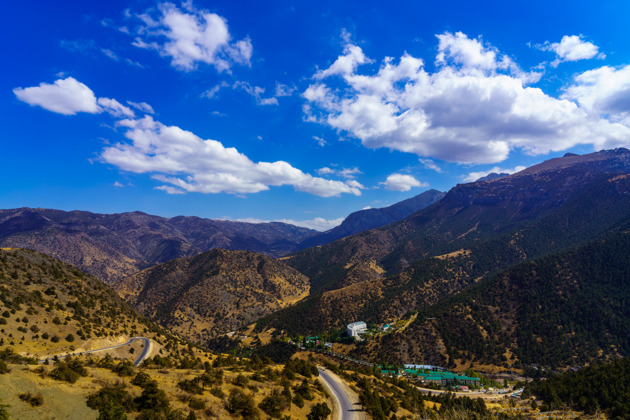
[0,208,318,283]
[298,189,445,249]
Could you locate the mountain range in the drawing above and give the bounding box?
[3,148,630,370]
[0,190,442,284]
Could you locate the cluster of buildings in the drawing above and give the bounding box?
[380,366,481,388]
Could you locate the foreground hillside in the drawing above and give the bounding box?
[114,249,310,343]
[0,247,168,361]
[0,209,317,283]
[0,248,336,419]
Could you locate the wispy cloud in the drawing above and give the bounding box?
[419,158,442,173]
[317,166,363,179]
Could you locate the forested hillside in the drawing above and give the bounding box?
[374,231,630,368]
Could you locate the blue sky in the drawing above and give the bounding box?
[3,1,630,230]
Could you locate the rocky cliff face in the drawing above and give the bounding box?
[114,249,310,343]
[0,209,318,283]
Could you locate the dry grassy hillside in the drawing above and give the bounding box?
[115,249,310,344]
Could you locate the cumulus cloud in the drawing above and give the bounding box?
[563,65,630,124]
[13,77,100,115]
[131,2,252,72]
[540,35,604,67]
[304,31,630,165]
[381,174,427,191]
[100,115,363,197]
[462,165,526,183]
[236,216,344,231]
[14,77,136,118]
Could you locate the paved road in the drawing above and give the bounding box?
[318,368,356,420]
[39,337,152,366]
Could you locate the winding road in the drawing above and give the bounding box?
[318,367,363,420]
[39,336,152,366]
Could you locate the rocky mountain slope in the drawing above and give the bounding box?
[298,189,445,249]
[114,249,310,343]
[285,149,630,293]
[0,209,317,283]
[256,149,630,344]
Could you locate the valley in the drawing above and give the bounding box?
[2,149,630,419]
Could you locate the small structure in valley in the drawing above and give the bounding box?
[347,321,367,338]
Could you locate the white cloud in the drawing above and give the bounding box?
[317,166,363,179]
[315,40,372,79]
[101,48,119,61]
[232,81,278,105]
[113,181,124,188]
[131,2,252,72]
[101,115,363,197]
[274,82,296,97]
[304,31,630,165]
[563,65,630,123]
[127,101,155,114]
[14,77,139,118]
[419,158,442,173]
[13,77,100,115]
[381,174,427,191]
[204,81,288,105]
[97,97,135,118]
[202,81,229,99]
[236,216,344,232]
[313,136,327,147]
[540,35,604,67]
[462,165,526,183]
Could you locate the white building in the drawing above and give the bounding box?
[347,321,367,337]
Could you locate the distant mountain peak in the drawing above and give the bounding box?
[297,189,445,249]
[475,172,510,182]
